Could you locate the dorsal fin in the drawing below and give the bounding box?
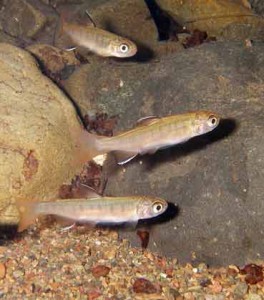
[71,183,101,199]
[85,10,96,27]
[136,116,160,127]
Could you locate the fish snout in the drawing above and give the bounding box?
[195,112,220,135]
[137,198,168,220]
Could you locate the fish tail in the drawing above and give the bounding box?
[16,200,38,232]
[74,130,106,165]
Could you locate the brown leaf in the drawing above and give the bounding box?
[240,264,264,285]
[83,113,118,137]
[137,229,150,249]
[133,278,158,294]
[91,265,110,278]
[183,29,207,48]
[59,161,104,199]
[183,29,216,48]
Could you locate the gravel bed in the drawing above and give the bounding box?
[0,224,263,299]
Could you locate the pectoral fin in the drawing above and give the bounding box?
[60,223,76,232]
[65,46,77,52]
[55,32,78,51]
[112,151,138,165]
[136,116,160,127]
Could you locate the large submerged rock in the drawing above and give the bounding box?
[0,43,84,225]
[65,41,264,266]
[155,0,264,40]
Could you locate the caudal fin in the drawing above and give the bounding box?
[16,200,38,232]
[74,130,105,165]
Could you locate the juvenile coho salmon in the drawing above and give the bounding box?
[59,16,137,57]
[17,194,168,232]
[77,111,220,165]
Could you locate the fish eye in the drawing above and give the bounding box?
[152,202,163,214]
[207,115,218,127]
[119,43,129,53]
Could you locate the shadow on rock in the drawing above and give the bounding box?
[206,118,237,142]
[132,42,155,62]
[0,225,18,241]
[144,0,171,41]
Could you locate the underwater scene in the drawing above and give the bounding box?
[0,0,264,299]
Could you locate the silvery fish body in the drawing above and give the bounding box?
[78,110,220,164]
[17,196,168,232]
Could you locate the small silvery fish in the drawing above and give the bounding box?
[59,13,137,58]
[76,110,220,165]
[17,193,168,232]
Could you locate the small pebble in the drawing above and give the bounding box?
[233,282,248,298]
[0,263,6,279]
[87,290,101,300]
[91,265,110,278]
[104,248,116,260]
[245,294,263,300]
[12,269,24,279]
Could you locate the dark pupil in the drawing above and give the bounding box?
[211,118,216,124]
[122,45,127,51]
[156,205,162,211]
